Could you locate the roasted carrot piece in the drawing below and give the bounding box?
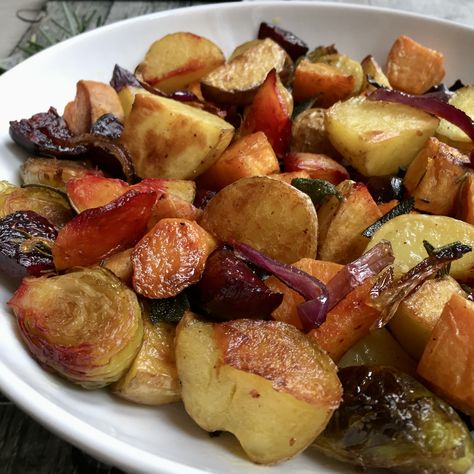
[417,293,474,417]
[197,132,279,191]
[53,189,156,270]
[308,277,380,361]
[132,218,217,298]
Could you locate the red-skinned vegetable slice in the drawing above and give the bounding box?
[53,189,156,270]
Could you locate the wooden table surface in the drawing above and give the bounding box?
[0,1,473,473]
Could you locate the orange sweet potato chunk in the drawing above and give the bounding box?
[197,132,279,191]
[308,277,380,361]
[53,189,156,270]
[417,293,474,416]
[63,80,124,135]
[132,218,217,298]
[292,60,354,108]
[385,35,445,94]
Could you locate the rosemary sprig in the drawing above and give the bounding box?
[17,4,105,59]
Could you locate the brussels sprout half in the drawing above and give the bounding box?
[8,266,143,389]
[313,365,474,474]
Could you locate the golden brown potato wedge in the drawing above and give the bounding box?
[436,85,474,153]
[63,80,124,135]
[200,176,318,264]
[385,35,445,95]
[197,132,279,191]
[132,218,217,298]
[118,86,151,117]
[366,214,474,280]
[175,316,342,464]
[121,93,234,179]
[325,96,439,176]
[389,276,465,360]
[200,38,292,106]
[136,32,225,93]
[317,180,381,263]
[403,137,470,215]
[112,313,180,406]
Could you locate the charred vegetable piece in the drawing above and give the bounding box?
[110,64,141,92]
[0,210,56,279]
[362,197,415,238]
[314,365,474,474]
[8,266,144,389]
[148,292,190,325]
[90,113,123,139]
[9,107,81,156]
[53,189,156,270]
[257,22,308,61]
[51,133,134,183]
[20,158,103,192]
[366,175,404,203]
[0,181,74,228]
[291,178,342,206]
[192,247,283,321]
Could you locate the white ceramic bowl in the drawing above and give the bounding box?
[0,2,473,473]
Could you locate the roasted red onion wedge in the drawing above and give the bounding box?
[9,107,81,156]
[368,88,474,144]
[90,113,123,140]
[110,64,141,92]
[193,247,283,321]
[232,241,329,330]
[0,210,57,279]
[53,189,156,270]
[325,241,394,309]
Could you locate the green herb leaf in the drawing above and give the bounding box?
[291,178,343,205]
[423,240,472,277]
[148,292,190,325]
[362,197,415,238]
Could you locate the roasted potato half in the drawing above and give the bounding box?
[200,38,292,106]
[367,214,474,280]
[200,176,318,264]
[325,96,439,176]
[175,316,342,464]
[121,93,234,179]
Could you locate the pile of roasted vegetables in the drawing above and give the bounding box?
[2,21,474,472]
